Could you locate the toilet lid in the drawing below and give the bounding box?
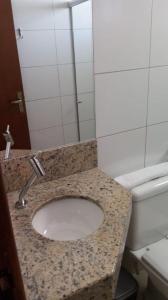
[142,239,168,283]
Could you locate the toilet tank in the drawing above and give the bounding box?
[126,176,168,251]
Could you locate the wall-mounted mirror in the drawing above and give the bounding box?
[0,0,95,152]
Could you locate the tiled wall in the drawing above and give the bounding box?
[72,1,96,141]
[93,0,168,177]
[11,0,78,149]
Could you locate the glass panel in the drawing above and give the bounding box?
[71,0,96,141]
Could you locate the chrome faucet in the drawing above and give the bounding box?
[3,125,14,160]
[15,153,46,209]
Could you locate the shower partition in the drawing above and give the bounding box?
[69,0,96,141]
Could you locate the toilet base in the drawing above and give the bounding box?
[129,239,168,300]
[144,278,168,300]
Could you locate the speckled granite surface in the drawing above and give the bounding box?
[0,149,32,161]
[1,140,97,193]
[7,168,132,300]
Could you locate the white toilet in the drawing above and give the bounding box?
[115,163,168,300]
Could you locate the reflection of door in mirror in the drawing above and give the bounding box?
[0,0,95,151]
[0,0,31,151]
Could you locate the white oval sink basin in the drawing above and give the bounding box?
[32,197,104,241]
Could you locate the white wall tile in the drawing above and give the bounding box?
[56,30,73,64]
[74,29,93,63]
[61,95,77,125]
[79,119,96,141]
[17,30,57,67]
[30,126,64,150]
[63,123,78,144]
[98,128,146,178]
[72,1,92,29]
[59,64,75,96]
[26,98,62,131]
[11,0,55,30]
[93,0,152,73]
[76,63,94,94]
[21,66,60,101]
[96,69,148,138]
[146,123,168,166]
[78,93,95,122]
[53,0,71,29]
[148,67,168,125]
[151,0,168,66]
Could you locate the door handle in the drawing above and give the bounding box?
[10,91,24,112]
[11,99,22,104]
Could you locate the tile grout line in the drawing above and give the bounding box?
[29,121,79,133]
[21,62,92,68]
[24,91,95,102]
[18,28,92,31]
[144,0,154,168]
[29,118,95,134]
[97,119,168,141]
[97,126,147,140]
[95,64,168,76]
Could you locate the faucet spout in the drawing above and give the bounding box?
[15,153,45,209]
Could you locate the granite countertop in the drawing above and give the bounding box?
[7,168,132,300]
[0,149,32,161]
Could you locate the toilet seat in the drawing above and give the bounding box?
[142,239,168,284]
